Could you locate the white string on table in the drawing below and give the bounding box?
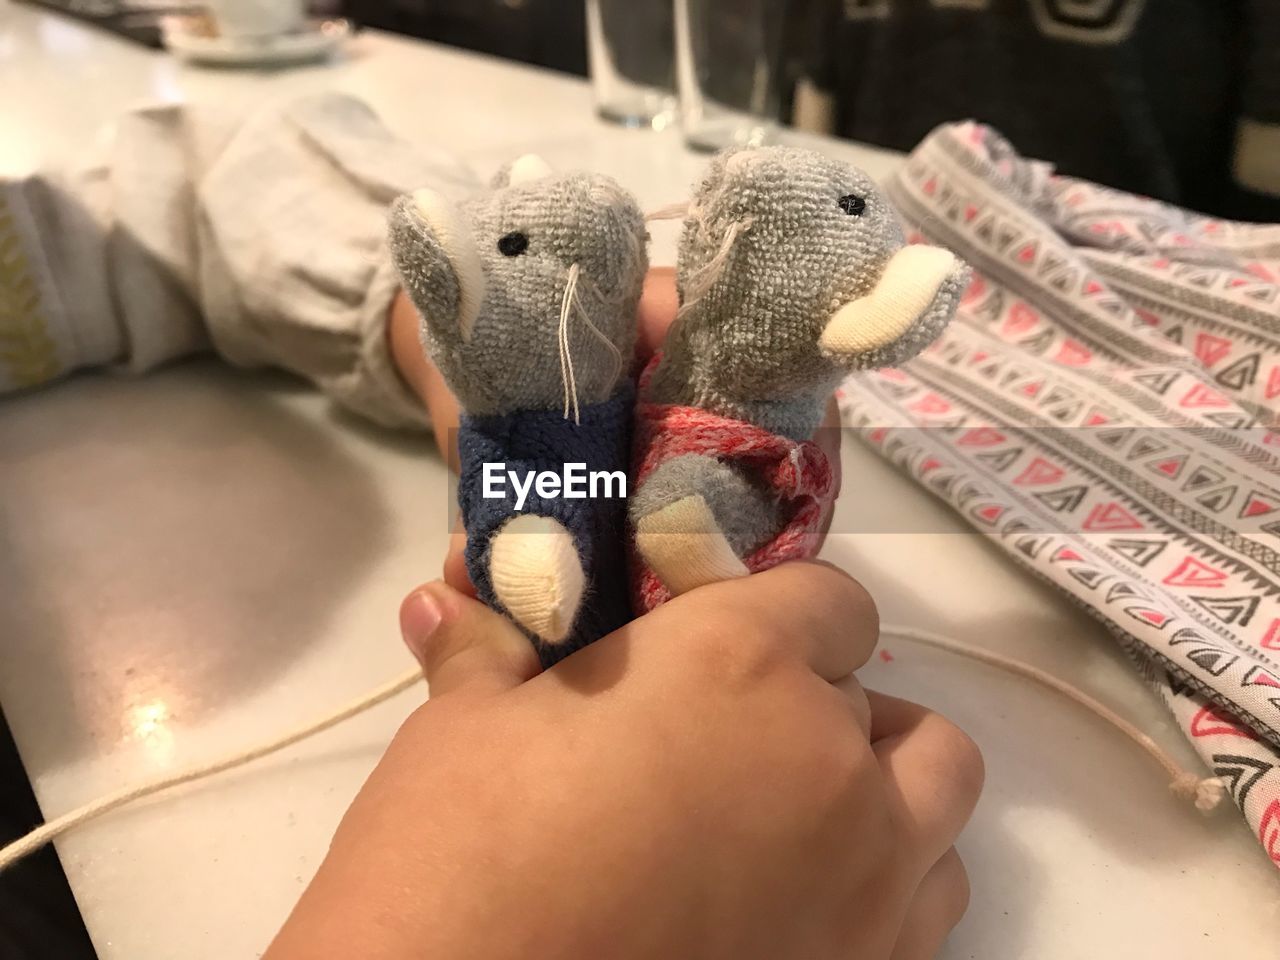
[0,666,424,872]
[880,623,1226,813]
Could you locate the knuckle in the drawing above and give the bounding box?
[795,559,875,614]
[788,687,872,789]
[698,615,788,681]
[853,580,879,635]
[673,589,791,679]
[671,562,881,680]
[819,560,877,615]
[938,849,972,926]
[662,599,767,680]
[791,727,867,808]
[933,717,986,803]
[808,561,880,646]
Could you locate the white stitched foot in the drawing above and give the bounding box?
[635,495,749,596]
[490,514,585,644]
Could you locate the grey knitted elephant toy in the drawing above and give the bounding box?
[631,146,969,607]
[388,155,648,666]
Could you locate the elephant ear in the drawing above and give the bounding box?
[387,189,486,343]
[489,153,553,189]
[819,244,965,367]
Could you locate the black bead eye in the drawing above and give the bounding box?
[497,231,529,256]
[838,194,866,216]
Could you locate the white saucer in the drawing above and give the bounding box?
[161,17,352,67]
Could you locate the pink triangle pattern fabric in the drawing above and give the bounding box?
[840,122,1280,868]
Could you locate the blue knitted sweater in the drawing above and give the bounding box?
[456,383,634,668]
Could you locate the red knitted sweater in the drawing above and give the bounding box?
[631,355,836,612]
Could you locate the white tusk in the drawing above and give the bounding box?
[820,245,959,355]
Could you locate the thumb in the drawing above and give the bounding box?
[442,515,477,597]
[399,581,542,698]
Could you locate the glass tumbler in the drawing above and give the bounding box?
[586,0,678,129]
[674,0,786,151]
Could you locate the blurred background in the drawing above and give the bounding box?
[16,0,1280,220]
[365,0,1278,219]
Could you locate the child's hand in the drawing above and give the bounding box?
[265,562,982,960]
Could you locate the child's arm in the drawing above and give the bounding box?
[1,94,475,430]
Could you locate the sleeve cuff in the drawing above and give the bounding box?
[343,254,431,431]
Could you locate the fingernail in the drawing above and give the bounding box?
[400,588,443,659]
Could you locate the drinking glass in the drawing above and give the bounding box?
[585,0,678,129]
[674,0,786,151]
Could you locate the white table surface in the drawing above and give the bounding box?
[1,3,1277,957]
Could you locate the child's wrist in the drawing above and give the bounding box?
[388,289,461,469]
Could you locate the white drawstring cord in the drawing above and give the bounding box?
[880,624,1227,813]
[0,666,424,873]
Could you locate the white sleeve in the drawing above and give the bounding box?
[0,93,477,429]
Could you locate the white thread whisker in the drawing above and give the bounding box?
[575,300,623,389]
[557,264,632,422]
[558,262,582,423]
[560,267,581,424]
[677,216,754,322]
[644,201,690,222]
[572,272,625,388]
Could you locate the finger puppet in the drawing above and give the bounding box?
[631,147,969,607]
[388,155,648,666]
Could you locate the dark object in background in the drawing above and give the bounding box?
[683,0,787,117]
[801,0,1280,222]
[0,708,97,960]
[14,0,191,47]
[594,0,673,90]
[345,0,588,75]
